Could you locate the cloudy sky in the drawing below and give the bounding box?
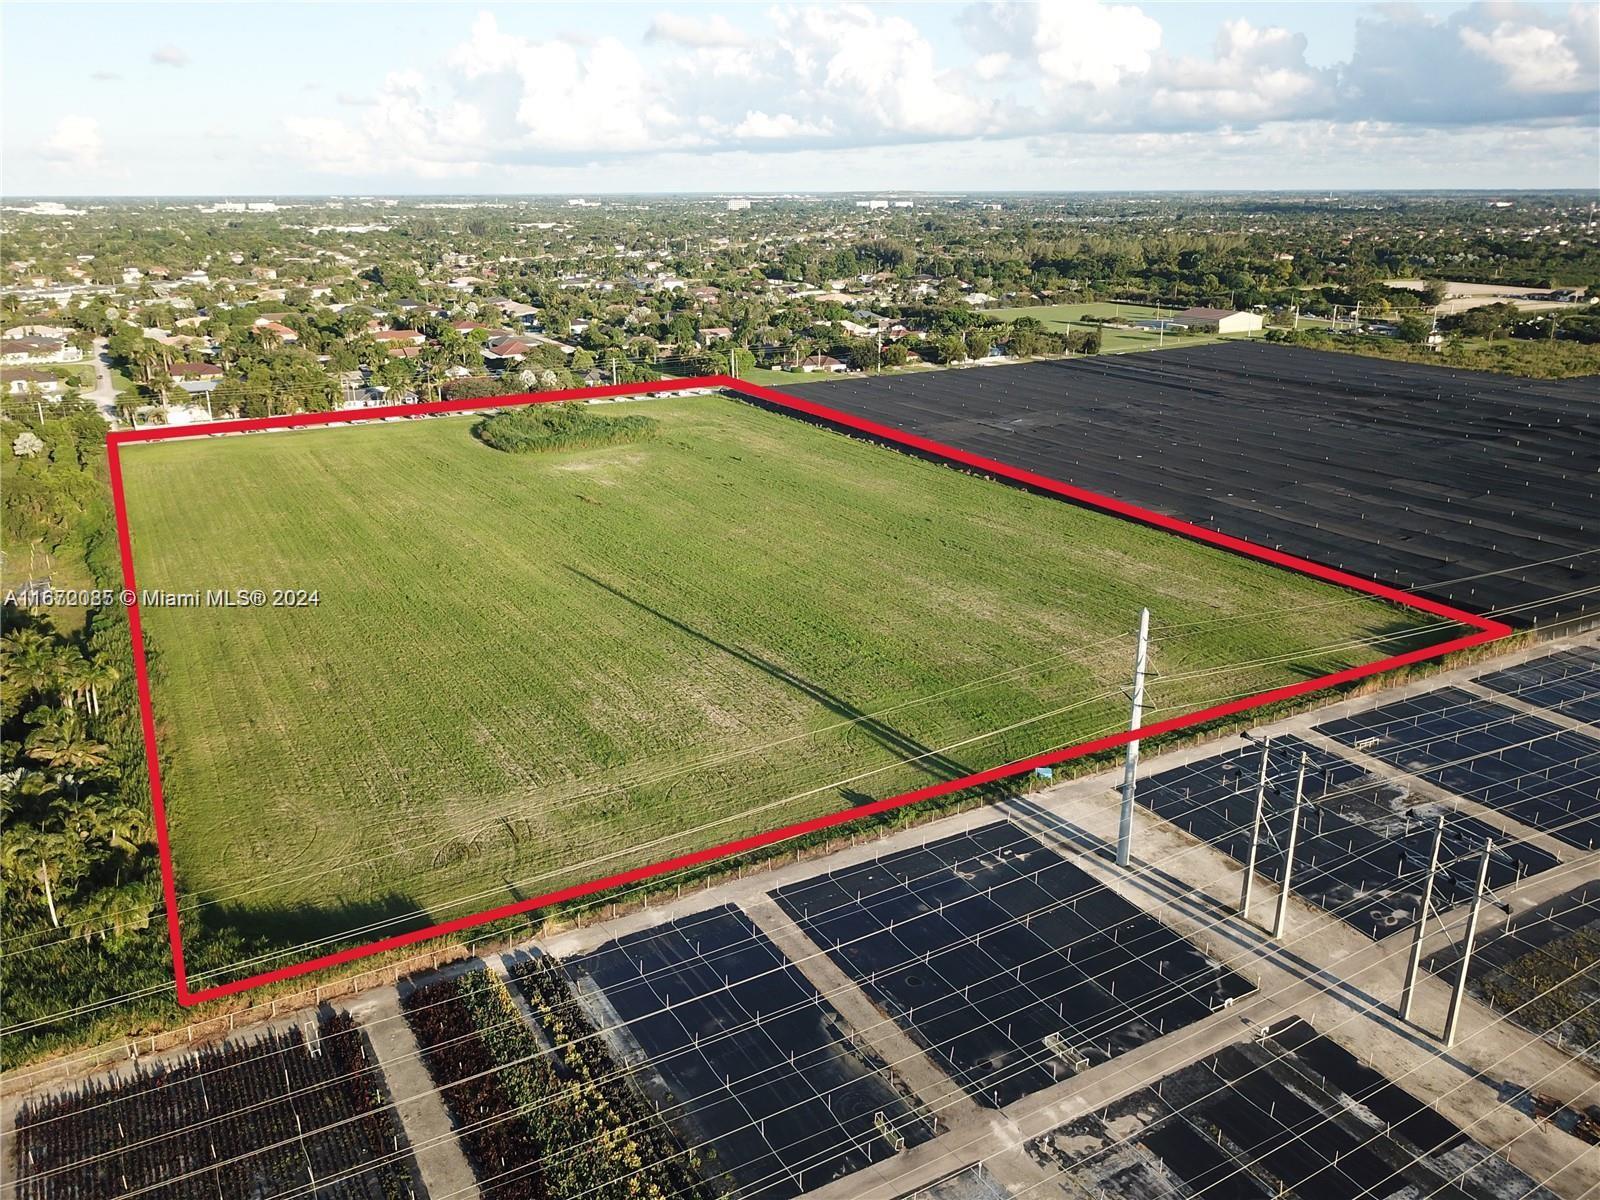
[4,1,1596,194]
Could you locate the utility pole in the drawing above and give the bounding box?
[1115,608,1151,869]
[1443,841,1494,1048]
[1239,736,1272,918]
[1271,753,1309,939]
[1399,815,1446,1023]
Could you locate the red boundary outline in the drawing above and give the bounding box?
[105,375,1512,1005]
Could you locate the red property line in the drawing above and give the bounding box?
[104,375,1511,1006]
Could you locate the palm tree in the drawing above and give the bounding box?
[53,644,91,711]
[24,710,113,784]
[64,877,157,944]
[2,628,63,699]
[81,656,120,718]
[1,826,68,926]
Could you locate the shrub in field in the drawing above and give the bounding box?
[473,402,658,454]
[400,977,547,1199]
[401,966,710,1199]
[12,1014,414,1200]
[503,959,711,1199]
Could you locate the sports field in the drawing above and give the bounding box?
[987,301,1255,353]
[116,393,1434,978]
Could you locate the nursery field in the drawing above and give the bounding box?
[115,392,1437,982]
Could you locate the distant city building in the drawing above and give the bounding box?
[726,199,751,211]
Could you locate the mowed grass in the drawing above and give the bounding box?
[118,395,1435,975]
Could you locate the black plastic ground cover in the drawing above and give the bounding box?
[770,822,1252,1108]
[783,344,1600,627]
[1137,734,1557,938]
[1316,687,1600,851]
[1474,647,1600,725]
[891,1163,1014,1200]
[1025,1015,1558,1200]
[565,903,931,1200]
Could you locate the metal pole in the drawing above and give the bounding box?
[1399,815,1446,1023]
[1115,607,1150,868]
[1240,737,1272,918]
[1443,841,1493,1048]
[1271,753,1308,939]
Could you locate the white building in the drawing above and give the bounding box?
[1174,307,1264,334]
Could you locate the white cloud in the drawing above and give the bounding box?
[1033,1,1162,90]
[151,44,188,68]
[1459,19,1583,93]
[1340,4,1597,124]
[40,116,104,170]
[645,11,750,48]
[975,52,1014,82]
[275,2,1598,184]
[772,4,993,138]
[962,0,1161,90]
[444,13,687,154]
[1142,19,1332,126]
[731,110,834,140]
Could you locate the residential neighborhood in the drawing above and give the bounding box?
[2,193,1594,431]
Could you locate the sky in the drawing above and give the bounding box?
[3,1,1597,195]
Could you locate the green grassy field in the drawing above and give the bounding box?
[987,302,1260,354]
[117,394,1433,976]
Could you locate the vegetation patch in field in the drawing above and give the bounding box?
[474,401,659,454]
[401,965,708,1199]
[1480,928,1600,1065]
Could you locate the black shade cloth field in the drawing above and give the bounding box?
[1474,647,1600,726]
[893,1163,1015,1200]
[1426,880,1600,1066]
[771,822,1252,1109]
[567,904,932,1200]
[11,1014,415,1200]
[1316,687,1600,851]
[1137,734,1558,938]
[1025,1016,1559,1200]
[783,344,1600,627]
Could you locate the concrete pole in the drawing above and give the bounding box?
[1271,753,1309,939]
[1399,815,1446,1023]
[1115,608,1151,868]
[1444,841,1494,1048]
[1239,737,1272,918]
